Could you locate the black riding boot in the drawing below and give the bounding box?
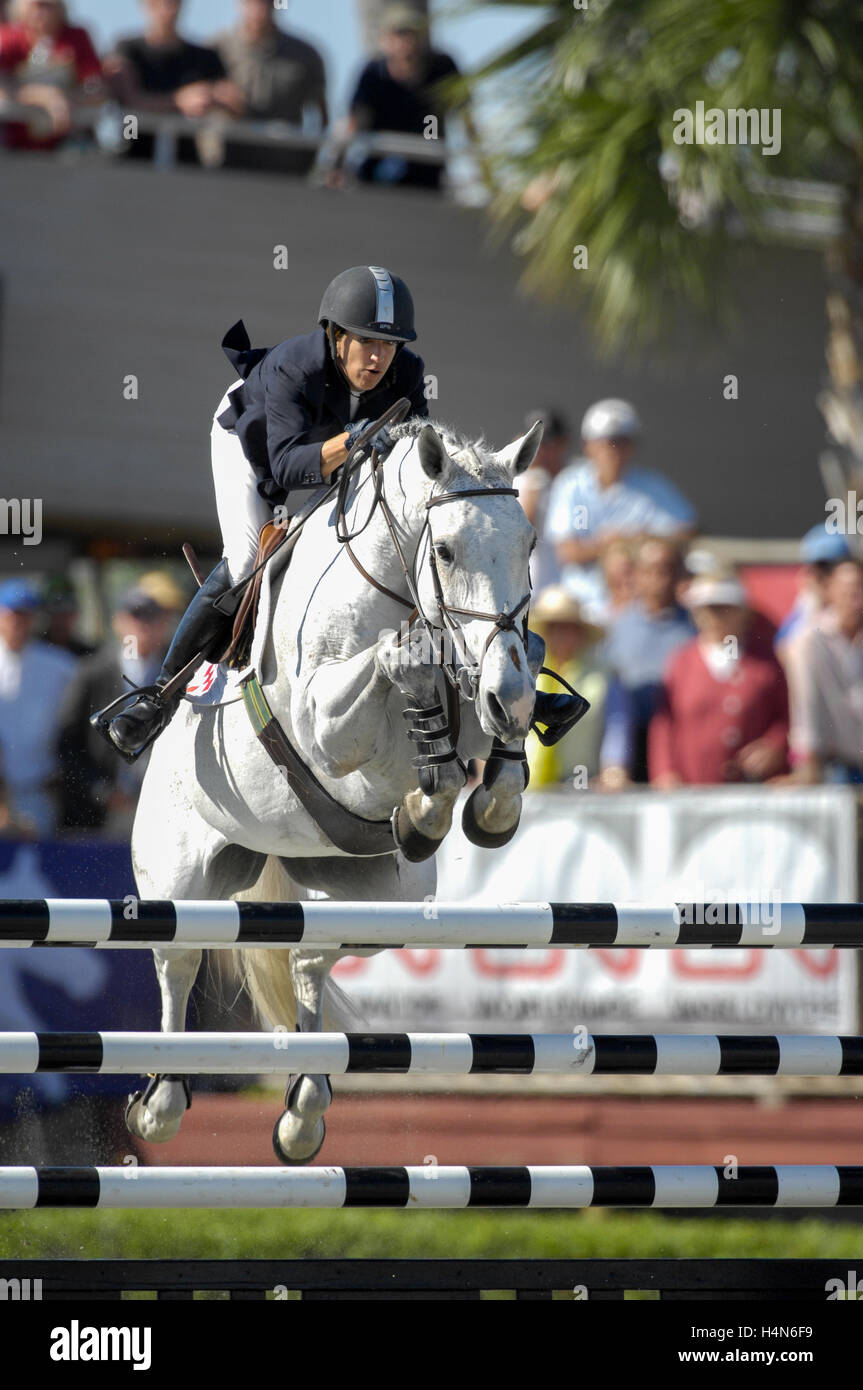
[91,560,236,761]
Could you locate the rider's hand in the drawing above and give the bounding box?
[345,419,396,455]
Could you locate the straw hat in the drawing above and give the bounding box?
[136,570,188,612]
[530,585,605,640]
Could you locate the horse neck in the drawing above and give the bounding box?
[347,443,428,606]
[277,445,427,661]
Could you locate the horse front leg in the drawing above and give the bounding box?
[125,947,201,1143]
[272,950,336,1164]
[301,630,466,861]
[462,628,544,848]
[376,627,467,860]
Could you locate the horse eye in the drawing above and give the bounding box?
[435,543,453,564]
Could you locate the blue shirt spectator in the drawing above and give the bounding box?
[546,398,697,621]
[602,538,695,781]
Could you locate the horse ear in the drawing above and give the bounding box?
[417,425,449,480]
[497,421,544,477]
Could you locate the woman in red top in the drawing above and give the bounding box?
[649,575,789,786]
[0,0,102,149]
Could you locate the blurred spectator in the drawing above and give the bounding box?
[106,0,243,163]
[787,559,863,784]
[213,0,326,127]
[0,0,102,150]
[40,575,95,658]
[776,522,850,650]
[525,585,632,789]
[356,0,429,53]
[547,398,697,622]
[57,586,173,833]
[135,567,189,617]
[337,4,463,191]
[604,538,695,782]
[0,579,77,834]
[516,407,571,593]
[600,540,636,618]
[649,575,789,787]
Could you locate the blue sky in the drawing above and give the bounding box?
[66,1,544,116]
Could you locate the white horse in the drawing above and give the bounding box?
[126,418,544,1162]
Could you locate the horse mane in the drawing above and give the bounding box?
[390,417,507,485]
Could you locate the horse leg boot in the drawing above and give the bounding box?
[272,951,335,1164]
[125,947,202,1143]
[94,560,237,761]
[376,629,467,862]
[463,628,545,849]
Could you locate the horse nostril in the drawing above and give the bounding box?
[487,692,508,727]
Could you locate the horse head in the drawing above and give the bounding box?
[392,418,543,744]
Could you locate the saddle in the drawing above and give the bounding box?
[220,520,297,668]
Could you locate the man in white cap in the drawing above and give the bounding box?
[546,398,697,621]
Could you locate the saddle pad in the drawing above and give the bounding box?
[184,483,328,710]
[184,660,250,707]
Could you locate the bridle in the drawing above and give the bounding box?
[335,406,532,705]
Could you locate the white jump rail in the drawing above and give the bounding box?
[2,1165,862,1209]
[1,1031,862,1076]
[0,900,861,948]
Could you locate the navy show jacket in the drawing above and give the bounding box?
[217,322,429,508]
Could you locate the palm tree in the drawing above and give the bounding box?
[456,0,863,498]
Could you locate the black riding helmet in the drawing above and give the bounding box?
[319,266,417,367]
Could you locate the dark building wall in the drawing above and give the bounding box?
[0,155,828,547]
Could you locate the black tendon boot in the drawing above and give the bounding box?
[90,560,237,761]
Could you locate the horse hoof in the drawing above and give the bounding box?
[461,786,521,849]
[391,803,443,863]
[272,1112,327,1166]
[125,1075,191,1143]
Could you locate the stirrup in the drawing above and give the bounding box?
[530,668,591,748]
[89,684,173,765]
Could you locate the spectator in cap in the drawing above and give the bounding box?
[335,4,466,191]
[515,408,571,593]
[776,522,851,651]
[603,538,695,781]
[40,576,94,658]
[648,573,789,787]
[135,568,189,616]
[56,585,174,833]
[785,558,863,784]
[0,0,103,150]
[525,585,632,789]
[546,398,697,623]
[0,578,77,834]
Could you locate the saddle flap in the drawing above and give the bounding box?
[220,521,296,669]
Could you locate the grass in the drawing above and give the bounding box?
[2,1208,862,1261]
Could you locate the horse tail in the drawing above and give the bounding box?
[231,856,364,1032]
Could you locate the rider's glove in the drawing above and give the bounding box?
[344,419,396,455]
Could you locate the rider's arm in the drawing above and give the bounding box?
[321,433,349,476]
[264,362,335,490]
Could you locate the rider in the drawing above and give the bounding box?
[94,263,585,760]
[98,264,427,759]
